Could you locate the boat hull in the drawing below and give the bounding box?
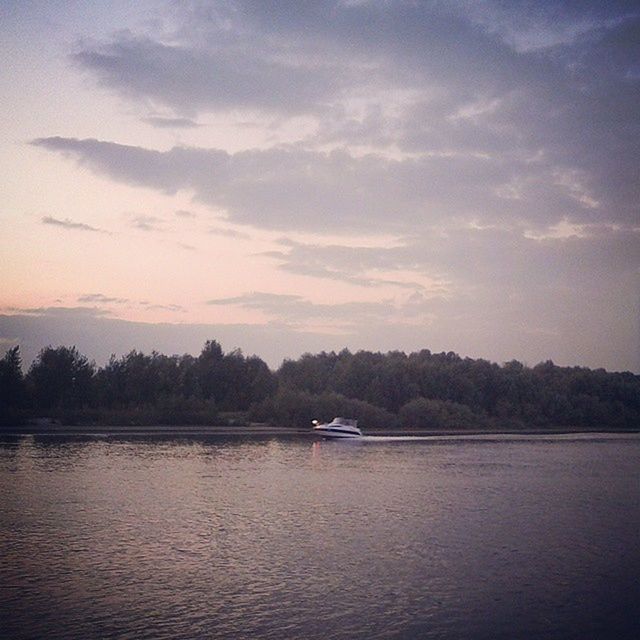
[313,427,362,438]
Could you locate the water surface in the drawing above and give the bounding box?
[1,433,638,639]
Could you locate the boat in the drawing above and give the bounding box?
[312,417,362,438]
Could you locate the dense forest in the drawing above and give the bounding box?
[1,341,639,430]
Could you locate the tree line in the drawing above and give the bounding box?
[1,342,639,430]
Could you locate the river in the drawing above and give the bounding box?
[1,432,638,639]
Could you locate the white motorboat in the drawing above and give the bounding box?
[312,417,362,438]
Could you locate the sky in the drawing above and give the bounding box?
[1,0,639,371]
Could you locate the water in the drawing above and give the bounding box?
[1,432,638,640]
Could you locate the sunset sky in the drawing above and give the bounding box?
[1,0,638,371]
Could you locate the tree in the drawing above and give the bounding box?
[28,346,95,411]
[399,397,479,429]
[195,340,225,402]
[0,346,26,415]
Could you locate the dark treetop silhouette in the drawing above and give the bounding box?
[1,342,638,430]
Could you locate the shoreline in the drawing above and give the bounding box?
[1,424,638,438]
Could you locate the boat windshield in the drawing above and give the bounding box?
[333,417,358,427]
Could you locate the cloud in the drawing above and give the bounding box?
[208,292,301,310]
[206,291,403,327]
[453,0,639,52]
[8,299,187,319]
[32,136,226,197]
[73,1,535,119]
[6,306,111,318]
[34,136,622,233]
[142,115,202,129]
[268,225,640,295]
[78,293,129,304]
[140,303,186,312]
[208,226,250,239]
[175,209,196,218]
[131,214,164,232]
[73,32,348,116]
[35,2,639,233]
[41,215,106,233]
[261,241,427,290]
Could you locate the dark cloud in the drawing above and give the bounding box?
[73,32,348,116]
[32,136,227,197]
[175,209,196,218]
[37,1,639,231]
[41,215,106,233]
[34,136,618,232]
[454,0,640,51]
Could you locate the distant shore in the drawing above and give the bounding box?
[1,423,637,438]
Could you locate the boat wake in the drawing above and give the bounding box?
[359,435,436,442]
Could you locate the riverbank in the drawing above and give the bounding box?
[1,423,637,438]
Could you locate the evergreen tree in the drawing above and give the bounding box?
[0,346,26,419]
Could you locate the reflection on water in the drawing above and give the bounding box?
[1,433,639,639]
